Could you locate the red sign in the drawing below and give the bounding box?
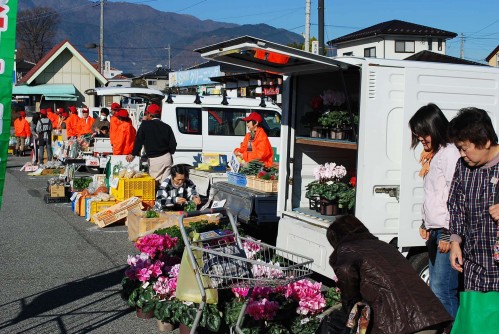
[263,87,280,96]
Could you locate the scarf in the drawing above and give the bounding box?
[419,150,435,177]
[247,130,256,152]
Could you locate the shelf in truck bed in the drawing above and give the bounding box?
[295,137,357,150]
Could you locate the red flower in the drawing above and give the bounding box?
[310,96,323,110]
[257,171,265,178]
[270,175,275,180]
[349,176,356,187]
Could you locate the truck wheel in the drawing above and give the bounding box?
[409,252,430,285]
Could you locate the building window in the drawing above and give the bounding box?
[395,41,415,53]
[343,52,353,56]
[364,47,376,58]
[438,38,443,51]
[177,108,201,135]
[147,80,157,86]
[427,38,433,51]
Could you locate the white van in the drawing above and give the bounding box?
[85,87,282,165]
[197,36,499,279]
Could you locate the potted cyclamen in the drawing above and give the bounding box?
[310,162,348,216]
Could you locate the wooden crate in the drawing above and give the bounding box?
[247,177,278,193]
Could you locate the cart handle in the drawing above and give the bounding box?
[181,207,226,218]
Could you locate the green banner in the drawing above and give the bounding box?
[0,0,18,209]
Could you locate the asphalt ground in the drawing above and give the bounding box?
[0,154,175,334]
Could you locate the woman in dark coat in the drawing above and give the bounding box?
[327,215,452,334]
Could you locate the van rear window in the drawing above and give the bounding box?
[206,108,281,137]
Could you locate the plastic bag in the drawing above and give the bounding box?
[451,291,499,334]
[175,248,218,304]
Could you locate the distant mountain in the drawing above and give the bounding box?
[18,0,303,75]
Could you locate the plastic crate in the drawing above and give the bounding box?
[110,176,156,201]
[86,200,117,222]
[227,172,247,187]
[44,194,71,203]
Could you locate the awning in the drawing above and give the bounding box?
[12,84,77,101]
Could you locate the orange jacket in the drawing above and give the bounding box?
[66,114,80,137]
[234,127,274,167]
[112,121,136,155]
[14,118,31,137]
[47,111,59,129]
[109,115,120,146]
[77,116,95,136]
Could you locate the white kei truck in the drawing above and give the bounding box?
[196,36,499,279]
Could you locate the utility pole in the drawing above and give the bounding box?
[318,0,324,55]
[460,33,464,59]
[165,44,171,70]
[99,0,104,73]
[304,0,311,52]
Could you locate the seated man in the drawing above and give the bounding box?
[154,165,201,211]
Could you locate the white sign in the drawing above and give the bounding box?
[312,41,319,55]
[229,153,241,173]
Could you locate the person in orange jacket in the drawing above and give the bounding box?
[234,111,274,167]
[13,111,31,156]
[46,107,59,129]
[66,106,80,138]
[112,109,136,155]
[109,102,121,147]
[77,107,95,136]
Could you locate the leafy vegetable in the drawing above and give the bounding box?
[184,201,197,212]
[145,209,159,218]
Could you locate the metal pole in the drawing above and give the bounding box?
[460,33,464,59]
[318,0,324,55]
[167,44,171,70]
[100,0,104,73]
[304,0,310,52]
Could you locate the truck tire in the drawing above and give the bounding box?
[409,252,430,285]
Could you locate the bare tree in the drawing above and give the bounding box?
[16,7,59,63]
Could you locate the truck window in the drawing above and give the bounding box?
[176,107,201,135]
[252,109,281,137]
[207,108,248,136]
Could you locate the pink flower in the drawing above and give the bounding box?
[232,287,250,299]
[246,298,280,320]
[169,264,180,278]
[242,240,261,260]
[149,260,164,278]
[136,267,152,282]
[135,234,178,258]
[285,279,326,315]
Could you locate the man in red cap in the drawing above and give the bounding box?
[234,111,273,167]
[126,103,177,184]
[66,106,80,138]
[13,111,31,156]
[109,102,122,147]
[36,108,54,163]
[46,107,58,129]
[112,109,136,155]
[77,107,95,136]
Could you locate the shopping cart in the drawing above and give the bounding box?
[178,208,314,334]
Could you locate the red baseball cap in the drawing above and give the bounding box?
[40,109,47,115]
[111,102,121,111]
[56,107,64,114]
[242,112,262,123]
[116,109,129,118]
[82,107,89,113]
[146,104,161,115]
[69,106,77,114]
[46,107,53,114]
[19,111,26,117]
[61,112,69,118]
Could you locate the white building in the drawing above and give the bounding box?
[329,20,457,60]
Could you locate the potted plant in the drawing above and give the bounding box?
[308,162,348,216]
[318,111,345,140]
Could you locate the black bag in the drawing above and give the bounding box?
[316,309,351,334]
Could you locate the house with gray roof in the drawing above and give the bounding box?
[328,19,457,60]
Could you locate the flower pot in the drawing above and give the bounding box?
[320,198,338,216]
[308,196,320,211]
[157,319,174,332]
[136,307,154,319]
[179,322,198,334]
[330,128,344,140]
[311,126,323,138]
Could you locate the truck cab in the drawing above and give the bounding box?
[196,36,499,279]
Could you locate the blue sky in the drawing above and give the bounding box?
[113,0,499,63]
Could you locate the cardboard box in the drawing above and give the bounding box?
[49,184,66,197]
[93,197,142,228]
[127,209,222,242]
